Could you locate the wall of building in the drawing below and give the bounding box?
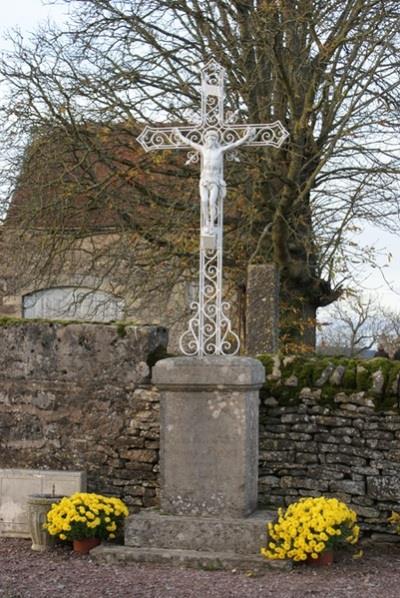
[0,230,195,353]
[0,231,278,355]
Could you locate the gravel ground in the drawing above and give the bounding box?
[0,537,398,598]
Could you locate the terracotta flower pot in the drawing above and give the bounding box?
[306,550,334,566]
[73,537,101,554]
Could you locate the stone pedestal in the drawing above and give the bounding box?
[92,356,289,570]
[153,356,264,518]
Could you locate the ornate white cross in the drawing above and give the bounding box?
[138,59,289,357]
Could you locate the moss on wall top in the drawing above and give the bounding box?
[0,316,139,328]
[258,353,400,411]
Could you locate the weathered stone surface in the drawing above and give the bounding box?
[295,453,319,464]
[91,545,291,572]
[259,475,280,487]
[153,355,265,389]
[334,392,374,409]
[315,365,335,387]
[369,533,400,543]
[154,356,264,517]
[353,505,380,519]
[299,387,321,400]
[259,381,400,533]
[245,264,279,355]
[260,450,295,463]
[0,321,167,385]
[0,322,167,511]
[371,370,385,395]
[281,477,329,491]
[330,365,346,386]
[367,476,400,500]
[268,354,282,381]
[314,415,349,426]
[264,397,278,407]
[329,480,365,496]
[284,375,298,387]
[124,509,273,554]
[92,508,291,572]
[4,324,400,536]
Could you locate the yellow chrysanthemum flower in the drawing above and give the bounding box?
[45,492,129,542]
[260,497,359,562]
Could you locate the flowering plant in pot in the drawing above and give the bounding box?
[261,496,359,565]
[388,511,400,533]
[45,492,129,553]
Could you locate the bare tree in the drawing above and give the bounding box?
[0,0,399,346]
[377,308,400,357]
[317,294,400,357]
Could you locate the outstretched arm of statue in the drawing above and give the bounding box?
[223,127,256,152]
[173,128,202,152]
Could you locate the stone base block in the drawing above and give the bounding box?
[124,509,273,554]
[92,508,292,572]
[0,468,86,537]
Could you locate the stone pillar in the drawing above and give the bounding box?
[245,264,279,355]
[152,356,265,518]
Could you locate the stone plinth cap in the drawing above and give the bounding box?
[152,355,265,389]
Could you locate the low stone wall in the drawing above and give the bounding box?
[0,320,167,509]
[2,331,400,535]
[258,354,400,534]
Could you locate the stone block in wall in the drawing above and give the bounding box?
[281,477,329,492]
[329,479,365,496]
[260,451,295,463]
[351,496,375,507]
[259,475,280,488]
[367,476,400,501]
[0,468,86,538]
[353,505,380,519]
[325,453,367,467]
[295,453,319,464]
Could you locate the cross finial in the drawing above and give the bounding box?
[201,60,225,126]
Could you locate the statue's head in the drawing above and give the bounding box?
[204,130,220,148]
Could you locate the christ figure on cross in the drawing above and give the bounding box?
[173,127,256,236]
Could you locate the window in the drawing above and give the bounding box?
[22,287,124,322]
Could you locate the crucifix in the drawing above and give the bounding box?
[138,59,289,357]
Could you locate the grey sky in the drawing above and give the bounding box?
[0,1,67,36]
